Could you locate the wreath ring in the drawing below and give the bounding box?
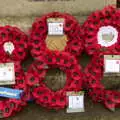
[83,6,120,55]
[0,60,27,118]
[84,51,120,111]
[26,51,83,110]
[30,12,83,59]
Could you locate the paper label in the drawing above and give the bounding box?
[98,26,118,47]
[47,18,64,35]
[0,87,23,99]
[67,91,84,113]
[104,55,120,73]
[4,42,15,54]
[0,63,15,85]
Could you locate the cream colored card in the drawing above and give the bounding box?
[67,91,84,113]
[0,63,15,85]
[104,55,120,73]
[47,18,64,35]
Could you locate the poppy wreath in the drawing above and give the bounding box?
[0,25,28,62]
[0,59,27,118]
[83,6,120,55]
[29,12,84,59]
[84,51,120,111]
[26,50,82,110]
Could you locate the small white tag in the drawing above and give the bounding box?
[105,60,120,73]
[0,63,15,85]
[67,91,84,113]
[98,26,118,47]
[4,42,15,54]
[104,55,120,73]
[47,18,64,35]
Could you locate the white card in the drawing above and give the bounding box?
[69,95,84,109]
[48,22,64,35]
[105,60,120,73]
[67,91,84,113]
[47,18,64,35]
[0,63,15,85]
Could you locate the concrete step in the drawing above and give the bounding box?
[0,0,116,17]
[0,15,88,32]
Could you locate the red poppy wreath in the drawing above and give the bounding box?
[84,51,120,111]
[0,59,27,118]
[83,6,120,55]
[26,51,82,110]
[0,25,28,62]
[29,12,84,59]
